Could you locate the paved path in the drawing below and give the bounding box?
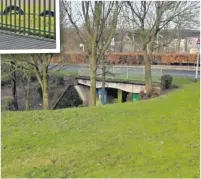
[0,31,56,50]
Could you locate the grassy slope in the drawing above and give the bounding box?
[2,78,200,178]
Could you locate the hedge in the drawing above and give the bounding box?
[50,52,197,65]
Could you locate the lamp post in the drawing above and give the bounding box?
[156,33,164,53]
[110,37,115,52]
[80,44,84,52]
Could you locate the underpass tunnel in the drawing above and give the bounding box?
[122,91,129,103]
[97,87,130,104]
[97,87,117,104]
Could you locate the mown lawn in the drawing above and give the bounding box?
[1,78,200,178]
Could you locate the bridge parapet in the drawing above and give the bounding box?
[76,78,160,94]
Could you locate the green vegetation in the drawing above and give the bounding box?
[2,78,200,178]
[0,4,55,38]
[50,70,78,77]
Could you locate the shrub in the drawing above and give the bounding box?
[49,75,64,86]
[1,96,15,111]
[161,75,173,89]
[151,87,161,98]
[139,90,145,99]
[30,76,37,82]
[37,86,43,98]
[1,79,11,87]
[126,93,133,102]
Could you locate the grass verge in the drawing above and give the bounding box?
[2,78,200,178]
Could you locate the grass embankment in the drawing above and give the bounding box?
[0,3,55,38]
[2,78,200,178]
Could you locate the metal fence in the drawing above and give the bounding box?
[76,65,199,82]
[0,0,56,39]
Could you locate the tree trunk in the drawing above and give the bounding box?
[24,79,30,111]
[101,56,106,104]
[25,91,30,110]
[184,38,188,52]
[144,43,153,97]
[11,77,18,110]
[176,25,181,53]
[144,54,152,96]
[89,55,97,106]
[11,60,18,110]
[42,65,49,109]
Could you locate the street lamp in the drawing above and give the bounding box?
[80,43,84,52]
[156,33,164,53]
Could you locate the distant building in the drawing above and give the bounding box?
[60,28,200,53]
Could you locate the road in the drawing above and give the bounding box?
[50,64,200,78]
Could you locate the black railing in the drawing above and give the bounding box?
[0,0,56,39]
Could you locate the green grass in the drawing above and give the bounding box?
[50,70,78,77]
[2,78,200,178]
[0,4,55,38]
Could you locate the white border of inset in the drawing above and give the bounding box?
[0,0,60,54]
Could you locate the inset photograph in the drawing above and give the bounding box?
[0,0,60,54]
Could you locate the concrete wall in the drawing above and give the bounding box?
[74,85,90,106]
[77,79,159,93]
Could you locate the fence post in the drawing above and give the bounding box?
[161,68,163,77]
[126,66,129,79]
[112,66,114,79]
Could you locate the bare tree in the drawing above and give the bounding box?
[61,1,120,106]
[126,1,199,96]
[172,5,200,53]
[28,54,53,110]
[2,55,19,110]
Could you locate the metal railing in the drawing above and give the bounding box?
[0,0,56,39]
[76,65,200,82]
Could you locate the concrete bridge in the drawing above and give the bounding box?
[52,76,161,109]
[54,77,161,107]
[77,78,148,93]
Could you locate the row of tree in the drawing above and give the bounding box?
[61,1,200,106]
[2,54,53,110]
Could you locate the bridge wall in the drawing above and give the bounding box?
[74,85,90,106]
[77,79,153,93]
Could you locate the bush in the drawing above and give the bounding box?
[139,90,146,99]
[1,96,15,111]
[30,76,37,82]
[151,88,161,98]
[37,86,43,98]
[161,75,173,89]
[126,93,133,102]
[49,75,64,86]
[1,79,11,87]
